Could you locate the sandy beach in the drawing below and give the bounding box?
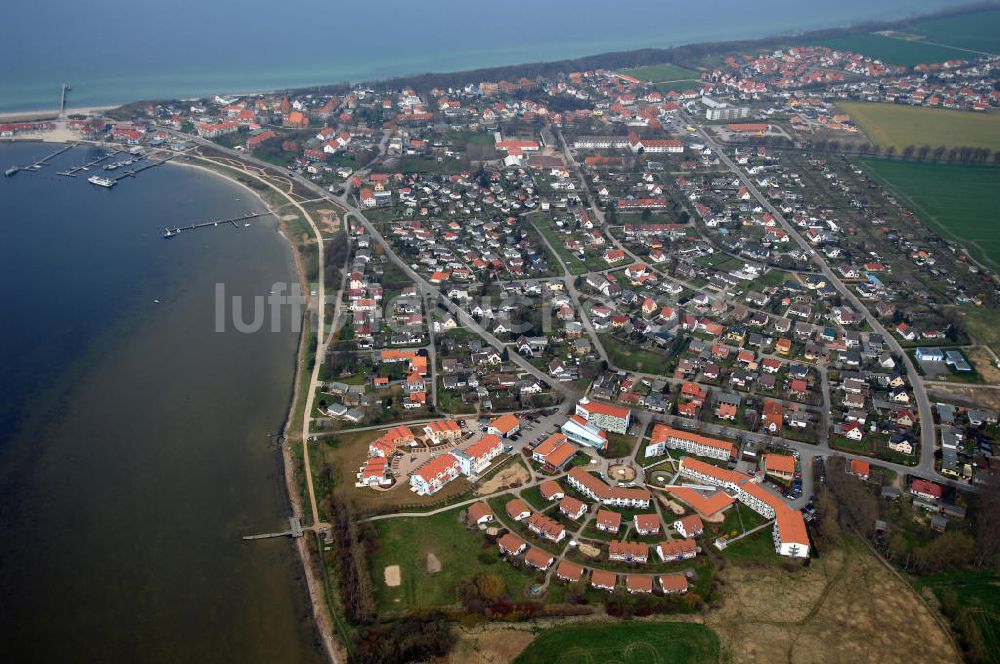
[0,105,118,122]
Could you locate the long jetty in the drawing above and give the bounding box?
[57,150,121,177]
[242,516,304,541]
[5,143,76,176]
[163,210,274,237]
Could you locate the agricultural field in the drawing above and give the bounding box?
[840,102,1000,153]
[513,621,720,664]
[620,63,701,83]
[368,507,535,613]
[906,9,1000,54]
[856,158,1000,273]
[816,33,969,66]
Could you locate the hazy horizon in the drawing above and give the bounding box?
[1,0,972,112]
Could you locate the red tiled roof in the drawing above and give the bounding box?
[540,480,564,500]
[626,575,654,592]
[506,498,531,519]
[524,547,554,569]
[659,574,689,593]
[467,501,493,523]
[556,560,584,582]
[590,569,617,589]
[667,487,735,517]
[765,453,795,475]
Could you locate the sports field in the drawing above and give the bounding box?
[817,33,969,66]
[907,9,1000,54]
[839,102,1000,153]
[620,63,700,83]
[513,622,720,664]
[857,158,1000,273]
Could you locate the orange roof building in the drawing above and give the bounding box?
[626,574,654,594]
[764,453,796,479]
[646,424,736,461]
[667,487,735,519]
[524,547,554,570]
[467,501,494,525]
[659,574,689,594]
[556,560,584,582]
[590,569,617,591]
[488,413,521,437]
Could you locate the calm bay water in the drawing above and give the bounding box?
[0,143,322,663]
[0,0,968,112]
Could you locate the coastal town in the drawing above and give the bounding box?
[5,9,1000,663]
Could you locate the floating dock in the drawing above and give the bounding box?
[87,152,177,188]
[58,150,121,177]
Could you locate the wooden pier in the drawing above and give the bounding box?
[59,83,71,117]
[163,211,274,237]
[5,143,76,176]
[57,150,121,177]
[242,516,304,541]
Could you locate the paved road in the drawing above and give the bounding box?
[172,127,973,522]
[681,110,938,478]
[528,219,611,364]
[331,192,574,405]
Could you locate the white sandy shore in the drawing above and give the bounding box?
[0,106,118,122]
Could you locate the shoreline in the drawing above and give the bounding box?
[2,136,341,662]
[2,4,991,117]
[167,153,342,663]
[0,106,118,122]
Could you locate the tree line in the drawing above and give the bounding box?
[813,456,1000,663]
[811,140,1000,167]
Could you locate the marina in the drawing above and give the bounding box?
[4,143,76,176]
[58,150,121,177]
[86,152,177,188]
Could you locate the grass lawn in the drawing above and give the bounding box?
[720,524,779,563]
[600,334,671,373]
[962,306,1000,353]
[520,485,549,510]
[756,269,789,288]
[907,9,1000,54]
[816,33,969,65]
[620,63,701,83]
[514,621,720,664]
[857,159,1000,273]
[916,568,1000,663]
[601,432,635,459]
[369,507,533,612]
[839,103,1000,153]
[654,80,703,94]
[831,435,867,454]
[530,214,590,276]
